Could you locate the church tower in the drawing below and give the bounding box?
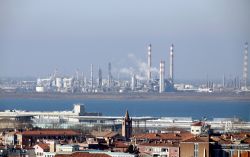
[122,110,132,140]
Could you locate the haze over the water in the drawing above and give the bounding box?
[0,0,249,80]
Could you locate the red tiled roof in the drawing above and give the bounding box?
[191,122,203,126]
[134,132,193,141]
[232,133,250,140]
[36,143,50,151]
[113,141,129,148]
[218,139,232,145]
[55,152,111,157]
[210,136,233,145]
[243,138,250,144]
[0,146,5,149]
[210,136,222,142]
[182,136,209,143]
[138,142,179,147]
[91,131,118,138]
[19,130,80,136]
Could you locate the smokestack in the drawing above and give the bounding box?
[98,66,102,88]
[243,42,248,90]
[147,44,152,82]
[91,64,93,91]
[108,62,112,88]
[169,44,174,84]
[159,60,165,93]
[131,74,136,91]
[75,69,79,81]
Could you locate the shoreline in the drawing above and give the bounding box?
[1,92,250,102]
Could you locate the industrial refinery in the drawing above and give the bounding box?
[0,42,249,94]
[33,44,176,94]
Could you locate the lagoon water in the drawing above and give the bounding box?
[0,98,250,121]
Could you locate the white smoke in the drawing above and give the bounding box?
[120,53,159,80]
[151,67,159,75]
[120,67,135,75]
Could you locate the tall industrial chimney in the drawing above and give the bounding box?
[169,44,174,84]
[108,62,112,88]
[98,66,102,88]
[131,74,136,91]
[159,60,165,93]
[243,42,248,90]
[90,64,93,91]
[147,44,152,82]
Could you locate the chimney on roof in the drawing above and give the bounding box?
[155,134,160,137]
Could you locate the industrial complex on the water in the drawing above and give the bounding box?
[0,42,249,94]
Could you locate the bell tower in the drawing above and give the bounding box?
[122,110,132,140]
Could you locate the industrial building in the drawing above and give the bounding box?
[0,42,248,94]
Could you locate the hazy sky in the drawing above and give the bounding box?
[0,0,250,80]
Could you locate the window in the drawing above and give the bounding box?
[161,148,166,152]
[196,130,199,132]
[194,143,199,157]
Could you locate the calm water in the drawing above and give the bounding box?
[0,98,250,120]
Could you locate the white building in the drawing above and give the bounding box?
[56,144,79,153]
[191,122,203,135]
[33,143,50,157]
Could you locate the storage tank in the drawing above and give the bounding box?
[56,77,62,88]
[63,78,73,88]
[36,86,45,92]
